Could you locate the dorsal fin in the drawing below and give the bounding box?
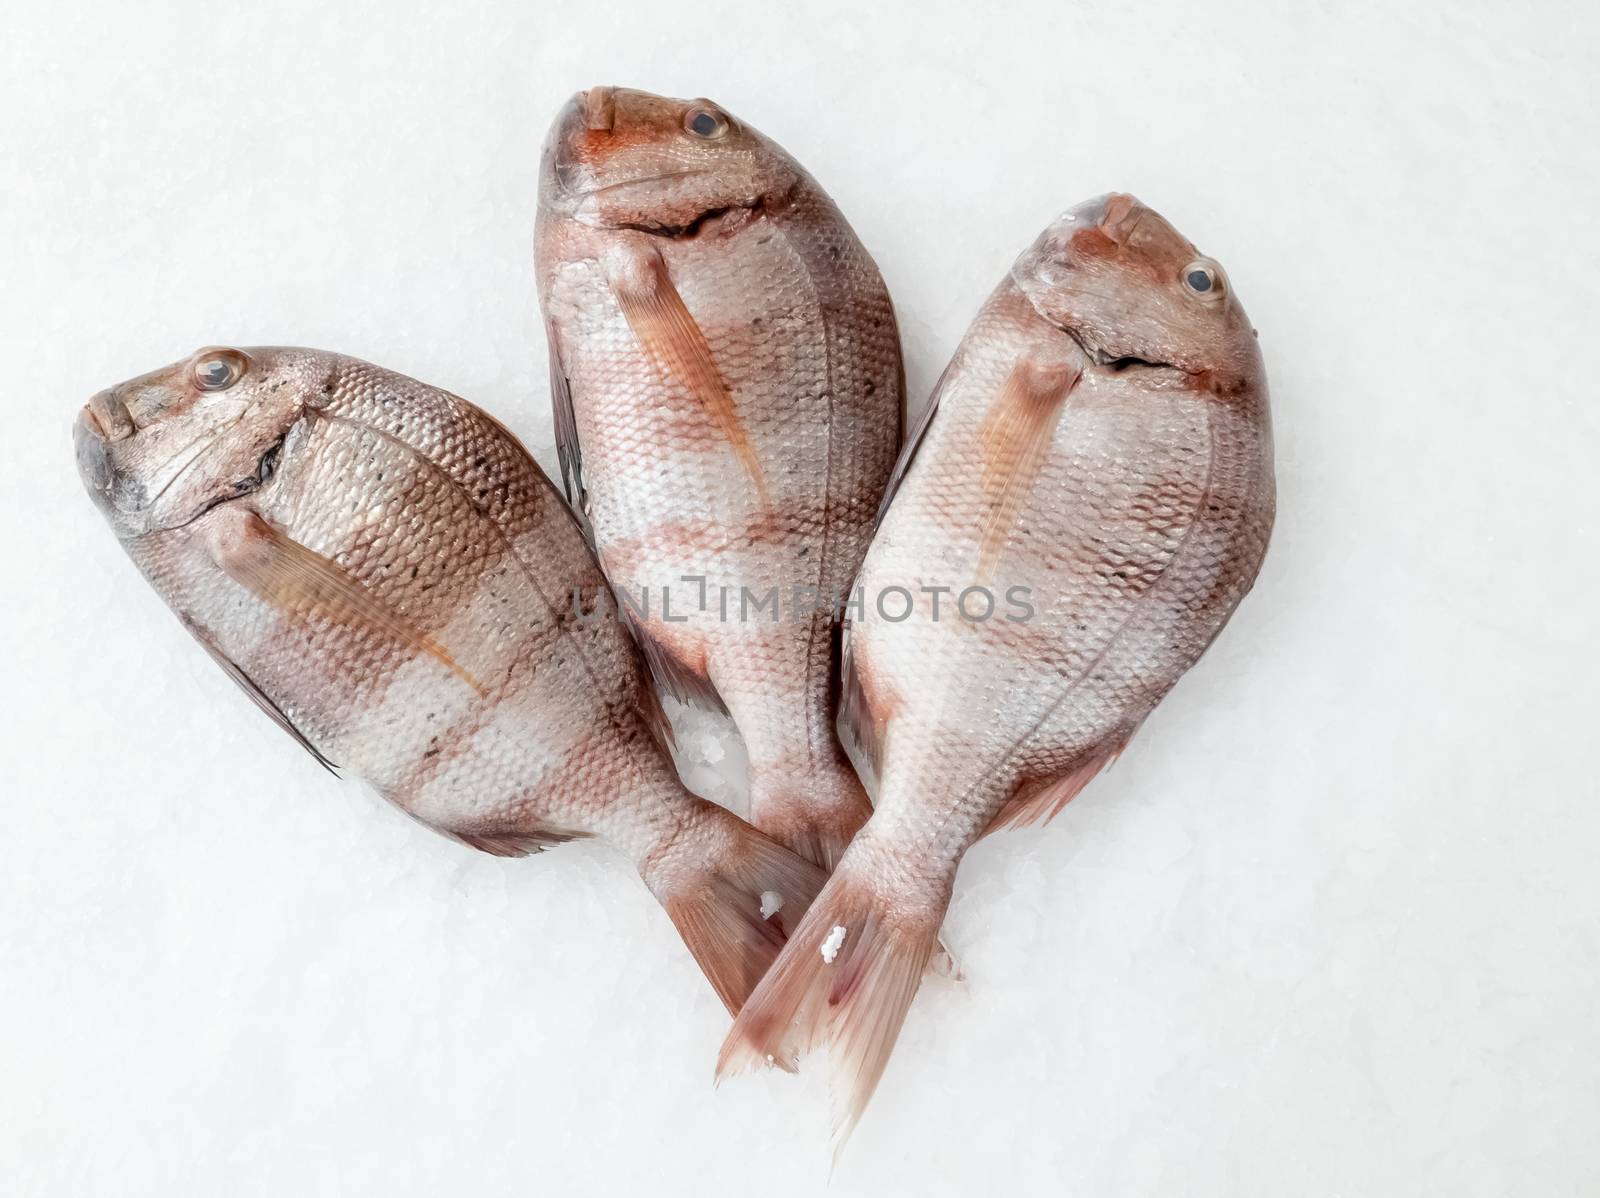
[545,317,594,545]
[868,358,951,534]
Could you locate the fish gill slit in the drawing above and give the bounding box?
[1058,324,1186,376]
[611,180,797,241]
[614,199,761,240]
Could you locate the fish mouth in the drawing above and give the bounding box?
[1062,192,1148,243]
[543,91,630,200]
[74,388,136,499]
[84,387,135,442]
[541,91,594,207]
[74,406,116,497]
[73,391,263,529]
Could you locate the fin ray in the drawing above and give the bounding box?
[605,247,769,506]
[869,359,950,533]
[836,634,885,797]
[645,803,829,1017]
[447,827,587,857]
[180,613,340,774]
[975,358,1080,578]
[545,319,595,546]
[717,863,945,1160]
[205,510,487,697]
[619,601,729,716]
[985,732,1135,834]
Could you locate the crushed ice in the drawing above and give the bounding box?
[759,890,783,919]
[820,924,847,963]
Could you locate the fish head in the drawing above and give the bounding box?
[1012,194,1260,378]
[75,346,326,539]
[540,86,800,230]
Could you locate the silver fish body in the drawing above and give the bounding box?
[720,195,1276,1148]
[75,347,825,1015]
[536,87,905,868]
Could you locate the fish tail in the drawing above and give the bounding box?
[639,800,828,1020]
[716,842,949,1161]
[746,759,874,871]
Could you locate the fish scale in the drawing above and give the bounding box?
[720,194,1277,1155]
[75,346,829,1017]
[537,87,905,869]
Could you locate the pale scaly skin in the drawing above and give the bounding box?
[720,195,1276,1152]
[74,347,826,1016]
[536,87,905,869]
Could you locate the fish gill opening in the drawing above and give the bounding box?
[1058,323,1189,378]
[611,180,799,239]
[611,198,761,238]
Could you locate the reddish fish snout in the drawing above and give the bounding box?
[581,86,616,131]
[1060,192,1148,243]
[547,90,602,198]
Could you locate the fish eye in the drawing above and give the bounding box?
[1181,261,1224,301]
[683,105,729,139]
[191,349,248,392]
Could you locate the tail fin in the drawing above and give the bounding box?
[716,859,946,1158]
[747,759,874,871]
[642,802,829,1019]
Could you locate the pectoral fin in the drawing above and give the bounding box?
[205,509,486,697]
[975,358,1080,579]
[604,244,769,506]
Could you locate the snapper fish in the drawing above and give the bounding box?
[536,86,905,869]
[718,195,1277,1149]
[74,346,827,1016]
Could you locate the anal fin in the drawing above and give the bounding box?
[448,827,588,857]
[620,603,729,717]
[985,731,1136,835]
